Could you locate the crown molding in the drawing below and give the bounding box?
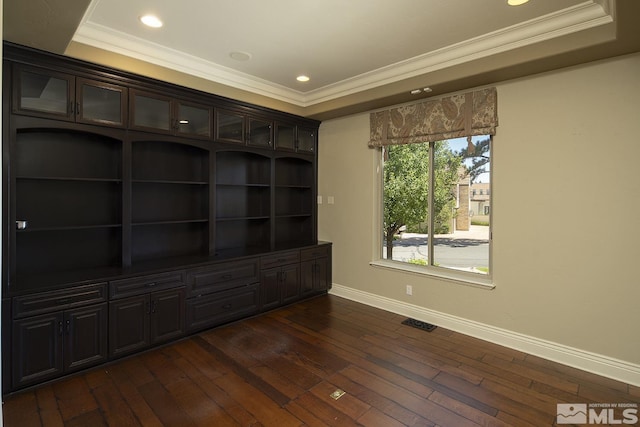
[72,0,613,107]
[72,22,307,105]
[303,0,613,105]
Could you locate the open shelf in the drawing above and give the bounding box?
[274,157,313,187]
[216,185,270,219]
[132,140,209,182]
[132,222,208,263]
[17,179,121,229]
[16,129,122,180]
[215,151,271,251]
[132,181,208,224]
[216,151,270,185]
[273,157,315,247]
[275,186,313,217]
[16,227,122,276]
[130,140,210,263]
[275,216,314,250]
[215,218,271,254]
[13,129,123,282]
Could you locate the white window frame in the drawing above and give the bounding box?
[370,138,495,290]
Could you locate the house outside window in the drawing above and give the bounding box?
[381,136,491,276]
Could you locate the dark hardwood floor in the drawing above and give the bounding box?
[3,295,639,426]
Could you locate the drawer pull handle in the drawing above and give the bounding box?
[222,303,232,309]
[147,282,157,287]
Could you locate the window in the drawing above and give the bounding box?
[381,136,491,276]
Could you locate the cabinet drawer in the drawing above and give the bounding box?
[260,251,300,269]
[186,259,259,297]
[300,245,330,261]
[110,271,185,299]
[13,283,107,319]
[186,284,259,332]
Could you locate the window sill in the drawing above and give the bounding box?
[369,259,495,290]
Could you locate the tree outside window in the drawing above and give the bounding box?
[382,136,491,275]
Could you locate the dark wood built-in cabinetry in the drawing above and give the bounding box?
[11,283,108,389]
[2,43,331,394]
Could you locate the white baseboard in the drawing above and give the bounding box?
[329,284,640,387]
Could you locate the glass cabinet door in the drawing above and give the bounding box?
[177,102,211,138]
[275,124,296,151]
[297,128,316,152]
[131,91,172,132]
[248,118,272,148]
[14,66,74,121]
[216,110,244,144]
[77,78,127,127]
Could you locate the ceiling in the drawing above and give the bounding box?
[4,0,640,120]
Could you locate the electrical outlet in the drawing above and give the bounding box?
[406,285,413,296]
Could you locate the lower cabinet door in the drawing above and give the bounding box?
[281,264,300,305]
[109,295,150,358]
[300,260,315,296]
[300,257,329,296]
[65,303,108,372]
[260,268,281,311]
[12,313,64,389]
[314,257,329,292]
[150,288,185,344]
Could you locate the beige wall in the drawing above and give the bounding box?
[317,52,640,366]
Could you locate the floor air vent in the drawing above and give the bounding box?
[402,318,437,332]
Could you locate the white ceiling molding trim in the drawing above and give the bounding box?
[72,0,613,107]
[72,22,307,105]
[301,0,614,105]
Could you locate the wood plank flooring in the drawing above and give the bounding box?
[3,295,639,426]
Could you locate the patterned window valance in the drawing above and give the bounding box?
[368,87,498,148]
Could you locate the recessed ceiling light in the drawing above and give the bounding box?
[140,14,163,28]
[297,75,310,82]
[507,0,529,5]
[229,51,252,61]
[423,87,432,93]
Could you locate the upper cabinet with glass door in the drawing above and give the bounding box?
[248,117,272,148]
[12,65,127,127]
[130,90,211,139]
[274,124,316,153]
[297,127,316,153]
[274,123,296,152]
[215,109,273,148]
